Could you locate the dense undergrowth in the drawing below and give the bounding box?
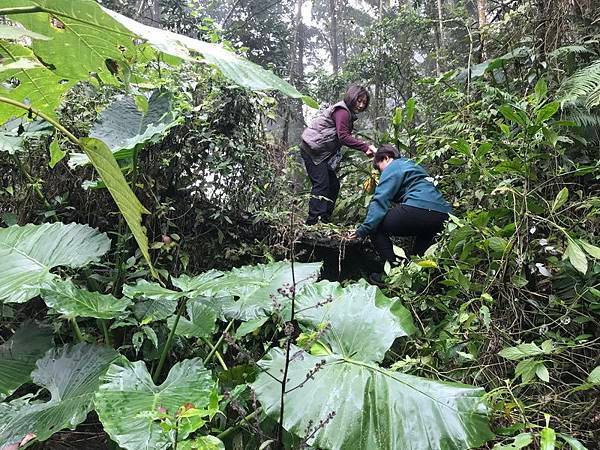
[0,1,599,450]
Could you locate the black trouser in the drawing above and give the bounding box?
[300,148,340,223]
[371,204,448,263]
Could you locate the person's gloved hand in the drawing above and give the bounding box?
[347,230,359,240]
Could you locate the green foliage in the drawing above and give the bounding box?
[0,223,110,303]
[71,90,179,167]
[254,281,493,450]
[40,279,132,320]
[0,42,76,123]
[95,358,216,450]
[0,321,53,399]
[166,299,217,338]
[0,343,119,447]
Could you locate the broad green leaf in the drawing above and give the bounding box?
[71,90,179,167]
[5,0,134,83]
[0,118,53,154]
[167,298,217,338]
[577,240,600,259]
[40,279,132,319]
[540,427,556,450]
[557,433,589,450]
[392,106,403,127]
[133,297,177,325]
[405,97,416,122]
[0,42,75,122]
[515,358,540,383]
[499,105,528,127]
[493,433,533,449]
[535,363,550,382]
[551,187,569,212]
[171,270,226,294]
[0,321,53,398]
[0,24,50,41]
[541,339,554,353]
[95,358,215,450]
[103,8,316,107]
[536,101,560,123]
[487,236,509,253]
[48,137,66,168]
[254,346,493,450]
[0,223,110,303]
[0,58,42,71]
[498,342,546,360]
[563,239,588,274]
[179,261,322,321]
[80,137,153,276]
[253,281,492,450]
[294,280,416,362]
[587,366,600,384]
[0,343,119,447]
[235,316,269,338]
[124,279,184,301]
[126,262,321,321]
[535,78,548,102]
[178,436,225,450]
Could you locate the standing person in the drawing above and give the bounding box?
[350,145,452,283]
[300,84,377,225]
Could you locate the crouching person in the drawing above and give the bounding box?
[350,145,452,284]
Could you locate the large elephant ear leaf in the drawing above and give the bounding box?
[0,42,76,123]
[4,0,135,83]
[0,321,53,399]
[167,298,217,338]
[71,90,179,167]
[0,223,111,304]
[102,8,317,107]
[0,343,119,447]
[295,280,416,362]
[187,261,322,321]
[95,358,215,450]
[252,281,494,450]
[40,279,132,319]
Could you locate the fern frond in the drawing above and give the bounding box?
[586,85,600,109]
[564,107,600,127]
[557,60,600,107]
[548,45,596,59]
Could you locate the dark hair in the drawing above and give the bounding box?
[343,84,370,111]
[373,144,399,168]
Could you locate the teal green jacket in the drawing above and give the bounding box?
[357,158,452,237]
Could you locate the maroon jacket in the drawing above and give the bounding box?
[301,101,370,164]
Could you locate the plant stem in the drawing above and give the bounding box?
[217,408,263,441]
[100,319,112,346]
[201,337,228,370]
[204,321,234,365]
[153,298,187,383]
[277,206,298,450]
[10,153,50,208]
[0,97,80,146]
[71,318,84,343]
[0,6,45,15]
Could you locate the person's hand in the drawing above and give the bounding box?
[347,230,359,240]
[366,144,377,156]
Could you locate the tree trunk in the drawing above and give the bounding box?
[281,0,305,145]
[136,0,161,26]
[374,0,385,131]
[476,0,487,59]
[436,0,444,73]
[329,0,339,75]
